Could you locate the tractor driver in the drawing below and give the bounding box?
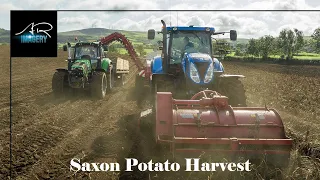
[183,37,194,50]
[180,36,195,59]
[90,49,96,58]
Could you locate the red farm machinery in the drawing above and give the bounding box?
[139,90,292,168]
[131,20,293,169]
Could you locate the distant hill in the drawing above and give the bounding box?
[0,27,313,45]
[0,28,10,43]
[59,28,141,36]
[57,28,160,45]
[0,27,253,44]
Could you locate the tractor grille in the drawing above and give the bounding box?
[70,68,84,77]
[194,62,209,81]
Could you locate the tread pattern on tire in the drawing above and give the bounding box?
[52,71,67,97]
[218,78,247,107]
[91,72,107,99]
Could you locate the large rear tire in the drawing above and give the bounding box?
[91,72,107,99]
[52,71,68,98]
[218,78,247,107]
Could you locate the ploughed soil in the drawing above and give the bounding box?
[0,45,319,179]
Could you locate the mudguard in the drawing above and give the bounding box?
[151,56,164,74]
[55,68,68,73]
[101,58,112,72]
[213,58,224,72]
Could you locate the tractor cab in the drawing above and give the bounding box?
[147,21,237,93]
[166,26,215,76]
[63,41,108,70]
[74,44,98,60]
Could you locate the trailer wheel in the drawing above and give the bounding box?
[121,74,125,86]
[116,74,125,87]
[52,71,68,98]
[218,78,247,107]
[91,72,107,99]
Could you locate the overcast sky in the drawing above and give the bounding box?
[0,0,319,38]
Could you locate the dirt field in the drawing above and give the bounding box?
[0,45,10,179]
[0,45,319,179]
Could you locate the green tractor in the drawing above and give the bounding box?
[52,41,116,99]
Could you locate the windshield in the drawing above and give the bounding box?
[169,31,211,64]
[74,45,98,59]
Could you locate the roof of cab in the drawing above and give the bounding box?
[166,26,215,32]
[75,41,100,46]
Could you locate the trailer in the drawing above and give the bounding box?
[112,57,129,86]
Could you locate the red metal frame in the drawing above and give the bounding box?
[100,32,145,72]
[155,90,293,158]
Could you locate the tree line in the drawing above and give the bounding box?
[231,27,320,60]
[107,27,320,59]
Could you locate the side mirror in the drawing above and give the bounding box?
[103,45,108,51]
[148,29,155,40]
[63,45,67,51]
[230,30,237,41]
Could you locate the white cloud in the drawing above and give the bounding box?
[259,12,277,22]
[0,0,319,39]
[10,0,64,9]
[206,13,272,38]
[0,3,22,13]
[226,0,315,10]
[61,0,158,10]
[112,18,138,30]
[186,16,206,26]
[277,12,320,34]
[57,12,110,31]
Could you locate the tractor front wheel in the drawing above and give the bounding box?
[218,78,247,107]
[52,71,68,98]
[107,70,114,91]
[91,72,107,99]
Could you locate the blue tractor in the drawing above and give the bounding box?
[138,20,246,107]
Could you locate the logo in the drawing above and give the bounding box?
[11,11,57,57]
[15,22,53,44]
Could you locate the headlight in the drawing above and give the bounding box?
[204,63,213,83]
[189,63,200,83]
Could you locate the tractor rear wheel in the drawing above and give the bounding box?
[218,78,247,107]
[52,71,68,98]
[91,72,107,99]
